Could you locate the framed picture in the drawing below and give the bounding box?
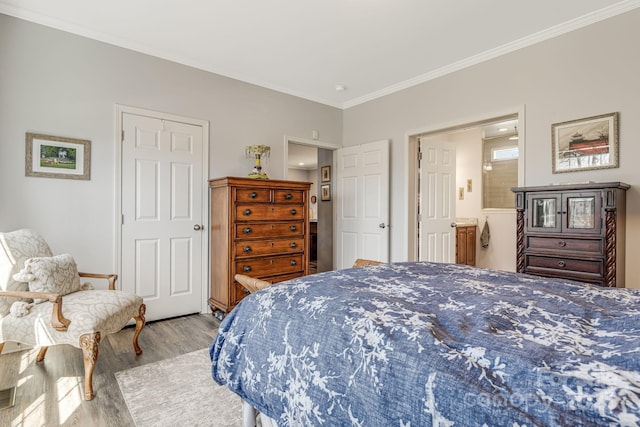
[26,133,91,180]
[552,112,619,173]
[310,195,317,204]
[321,184,331,201]
[321,165,331,182]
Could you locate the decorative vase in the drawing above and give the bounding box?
[245,145,270,179]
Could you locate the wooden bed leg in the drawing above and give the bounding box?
[133,304,146,355]
[0,343,4,354]
[242,400,258,427]
[36,346,48,362]
[80,332,100,401]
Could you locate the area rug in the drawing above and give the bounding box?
[115,348,242,427]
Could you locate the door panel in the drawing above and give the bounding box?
[121,112,204,321]
[336,140,390,269]
[419,139,456,263]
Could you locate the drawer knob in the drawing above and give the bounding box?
[290,260,297,266]
[557,261,566,268]
[290,209,297,215]
[244,209,252,216]
[290,242,297,248]
[558,241,567,247]
[290,225,297,232]
[285,193,293,200]
[250,192,258,199]
[243,288,250,295]
[244,227,252,234]
[243,265,252,273]
[243,246,251,253]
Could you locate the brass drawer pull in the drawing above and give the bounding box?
[290,260,297,266]
[290,225,297,232]
[290,242,297,248]
[244,227,252,234]
[285,193,293,200]
[243,246,251,253]
[558,241,567,247]
[557,261,566,268]
[250,192,258,199]
[243,265,252,272]
[290,209,297,215]
[244,209,252,216]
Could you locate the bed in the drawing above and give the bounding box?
[210,261,640,426]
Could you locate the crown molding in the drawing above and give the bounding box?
[342,1,640,109]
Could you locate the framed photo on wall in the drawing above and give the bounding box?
[321,165,331,182]
[321,184,331,201]
[25,132,91,180]
[551,112,619,173]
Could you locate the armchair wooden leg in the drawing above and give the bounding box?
[36,347,49,362]
[133,304,146,355]
[0,343,4,354]
[80,332,101,401]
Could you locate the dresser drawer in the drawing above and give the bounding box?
[236,222,303,238]
[526,236,602,255]
[526,255,604,278]
[274,189,304,204]
[236,254,304,277]
[235,238,304,257]
[235,188,271,203]
[236,205,304,221]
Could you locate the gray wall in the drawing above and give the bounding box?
[0,14,342,273]
[342,8,640,288]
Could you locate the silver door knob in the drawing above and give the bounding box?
[450,223,457,228]
[193,224,203,231]
[378,223,387,229]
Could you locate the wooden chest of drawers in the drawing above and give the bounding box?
[208,177,311,313]
[512,182,629,287]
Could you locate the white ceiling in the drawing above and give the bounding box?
[2,1,638,109]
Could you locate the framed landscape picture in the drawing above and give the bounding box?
[551,112,619,173]
[25,133,91,180]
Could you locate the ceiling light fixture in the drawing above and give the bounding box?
[335,84,346,92]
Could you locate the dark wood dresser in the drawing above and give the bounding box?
[209,177,311,314]
[512,182,629,287]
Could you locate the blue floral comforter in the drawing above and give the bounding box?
[210,262,640,426]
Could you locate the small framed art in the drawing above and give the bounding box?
[25,132,91,180]
[321,184,331,201]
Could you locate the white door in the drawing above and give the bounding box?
[120,111,206,321]
[418,138,456,262]
[336,140,389,269]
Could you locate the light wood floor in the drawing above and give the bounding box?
[0,313,220,427]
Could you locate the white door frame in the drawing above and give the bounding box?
[282,135,340,178]
[114,104,210,314]
[405,105,526,261]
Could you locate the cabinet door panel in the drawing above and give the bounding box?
[562,191,602,235]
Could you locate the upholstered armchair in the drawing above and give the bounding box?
[0,229,146,400]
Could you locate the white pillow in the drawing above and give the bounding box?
[13,254,82,303]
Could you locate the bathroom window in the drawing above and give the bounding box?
[483,137,518,209]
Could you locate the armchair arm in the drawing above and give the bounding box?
[79,273,118,291]
[0,290,71,332]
